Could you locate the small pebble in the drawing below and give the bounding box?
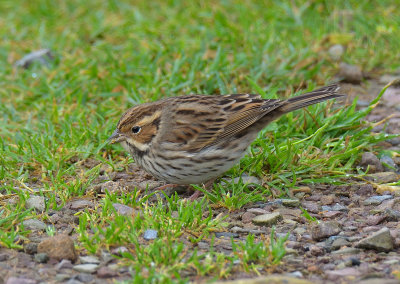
[73,264,99,274]
[14,49,54,69]
[278,199,301,207]
[287,270,303,278]
[252,212,282,226]
[24,243,38,255]
[241,212,256,223]
[69,200,95,210]
[79,255,100,264]
[380,155,398,172]
[143,229,158,240]
[384,209,400,221]
[215,232,239,238]
[55,274,70,282]
[321,205,332,211]
[356,227,394,252]
[338,62,363,84]
[311,221,342,241]
[56,259,73,270]
[328,44,344,60]
[76,273,94,283]
[384,259,400,265]
[26,196,45,212]
[365,172,399,183]
[332,203,348,212]
[331,248,362,255]
[363,195,393,206]
[34,253,49,263]
[112,203,134,216]
[5,277,38,284]
[0,253,9,261]
[359,152,384,173]
[97,266,118,278]
[247,208,268,215]
[111,246,128,256]
[23,219,47,231]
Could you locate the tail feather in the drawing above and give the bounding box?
[278,84,343,113]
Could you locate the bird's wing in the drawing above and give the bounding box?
[158,94,282,152]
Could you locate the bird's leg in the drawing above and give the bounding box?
[187,179,216,202]
[154,183,181,191]
[187,190,202,202]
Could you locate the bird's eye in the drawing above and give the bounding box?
[131,126,141,134]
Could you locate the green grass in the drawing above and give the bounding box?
[1,0,400,282]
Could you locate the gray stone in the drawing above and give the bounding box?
[332,203,348,212]
[97,266,118,278]
[321,205,332,211]
[76,273,94,282]
[358,278,400,284]
[0,253,9,261]
[365,172,399,183]
[54,274,70,282]
[384,259,399,265]
[380,155,398,172]
[338,63,363,84]
[330,238,351,250]
[215,232,239,238]
[331,248,362,255]
[197,241,209,250]
[277,199,300,207]
[24,243,38,254]
[384,208,400,221]
[328,44,344,61]
[342,257,361,267]
[100,251,113,263]
[360,152,384,173]
[227,175,262,186]
[286,271,303,278]
[79,255,100,264]
[56,259,73,270]
[111,246,128,256]
[293,227,306,235]
[23,219,46,231]
[69,200,94,210]
[65,280,83,284]
[247,208,268,215]
[5,277,38,284]
[311,221,342,241]
[379,74,400,85]
[241,212,256,222]
[73,263,99,273]
[112,203,134,216]
[34,253,49,263]
[252,212,282,226]
[26,196,45,212]
[143,229,158,240]
[356,227,394,252]
[14,49,54,69]
[230,226,265,235]
[214,275,314,284]
[301,201,320,213]
[326,267,361,280]
[363,195,393,206]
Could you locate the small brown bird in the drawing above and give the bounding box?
[109,84,342,191]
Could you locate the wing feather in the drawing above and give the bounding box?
[157,94,282,152]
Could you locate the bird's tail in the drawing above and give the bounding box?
[278,84,343,113]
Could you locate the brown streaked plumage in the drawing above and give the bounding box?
[109,84,343,185]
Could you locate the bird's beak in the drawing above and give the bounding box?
[108,129,124,144]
